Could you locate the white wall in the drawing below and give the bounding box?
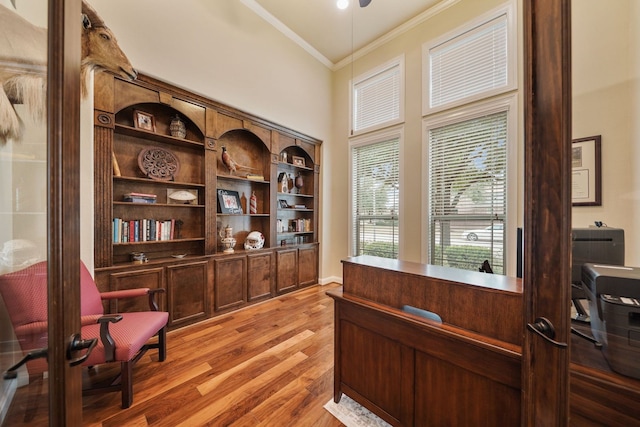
[572,0,640,266]
[327,0,516,279]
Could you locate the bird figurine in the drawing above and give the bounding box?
[221,146,259,175]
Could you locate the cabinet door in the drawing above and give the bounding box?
[298,245,318,287]
[166,260,209,327]
[275,248,298,294]
[214,255,247,311]
[108,267,165,312]
[247,252,273,302]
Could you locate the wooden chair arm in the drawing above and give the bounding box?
[99,288,165,311]
[97,315,123,362]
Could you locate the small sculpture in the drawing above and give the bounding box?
[170,114,186,138]
[221,146,259,175]
[250,191,257,214]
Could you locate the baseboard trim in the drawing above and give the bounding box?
[319,276,342,285]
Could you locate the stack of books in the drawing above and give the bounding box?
[123,192,157,203]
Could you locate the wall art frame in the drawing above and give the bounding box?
[571,135,601,206]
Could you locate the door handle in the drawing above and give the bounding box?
[526,317,568,348]
[3,348,48,379]
[67,333,98,367]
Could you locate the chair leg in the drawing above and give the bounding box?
[158,326,167,362]
[121,361,133,408]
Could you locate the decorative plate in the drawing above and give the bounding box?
[138,147,180,181]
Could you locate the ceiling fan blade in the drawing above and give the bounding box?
[359,0,372,7]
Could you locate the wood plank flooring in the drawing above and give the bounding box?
[5,284,344,426]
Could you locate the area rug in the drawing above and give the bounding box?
[324,394,391,427]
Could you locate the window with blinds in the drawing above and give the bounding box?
[423,4,515,114]
[352,57,404,134]
[352,138,399,259]
[428,110,507,273]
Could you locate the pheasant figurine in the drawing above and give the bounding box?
[221,146,260,175]
[221,146,238,174]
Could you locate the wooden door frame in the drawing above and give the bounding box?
[47,0,83,424]
[522,0,572,425]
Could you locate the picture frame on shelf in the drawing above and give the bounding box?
[167,188,198,205]
[292,156,306,167]
[217,189,243,214]
[571,135,601,206]
[133,110,156,132]
[278,199,290,208]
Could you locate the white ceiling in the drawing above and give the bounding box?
[241,0,451,69]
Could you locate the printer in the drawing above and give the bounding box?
[582,263,640,379]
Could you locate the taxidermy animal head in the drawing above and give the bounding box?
[0,0,137,144]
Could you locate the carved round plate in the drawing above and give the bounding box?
[138,147,180,181]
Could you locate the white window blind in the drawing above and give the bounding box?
[428,111,507,273]
[427,13,509,112]
[353,61,402,133]
[352,138,399,259]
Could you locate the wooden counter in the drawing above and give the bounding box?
[330,256,523,426]
[341,255,523,345]
[332,256,640,426]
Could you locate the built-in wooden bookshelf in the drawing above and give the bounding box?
[93,72,321,328]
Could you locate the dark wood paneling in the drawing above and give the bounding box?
[330,291,522,426]
[339,321,413,426]
[213,256,247,311]
[247,252,273,302]
[415,351,520,426]
[276,249,298,294]
[166,260,209,326]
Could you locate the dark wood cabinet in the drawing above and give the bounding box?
[247,251,273,302]
[93,72,321,328]
[167,260,209,326]
[213,255,247,312]
[105,267,165,313]
[275,248,298,294]
[298,245,318,286]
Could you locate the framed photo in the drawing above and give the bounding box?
[133,110,156,132]
[278,199,290,208]
[572,135,601,206]
[167,188,198,205]
[217,189,243,214]
[292,156,305,167]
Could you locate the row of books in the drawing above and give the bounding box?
[113,218,176,243]
[277,218,312,233]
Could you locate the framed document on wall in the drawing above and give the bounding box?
[572,135,601,206]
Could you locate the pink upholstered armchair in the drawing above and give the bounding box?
[0,261,168,419]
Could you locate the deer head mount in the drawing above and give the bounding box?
[0,1,137,144]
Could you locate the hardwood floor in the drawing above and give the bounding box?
[5,284,344,426]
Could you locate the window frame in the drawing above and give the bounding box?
[421,93,518,274]
[350,55,405,137]
[349,125,404,259]
[422,1,517,116]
